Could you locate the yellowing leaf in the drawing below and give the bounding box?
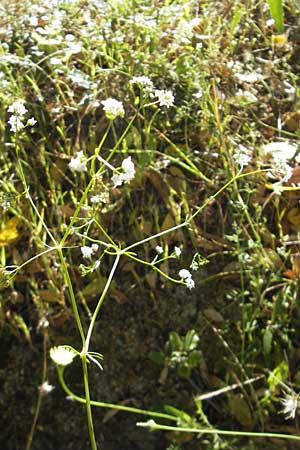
[0,217,20,246]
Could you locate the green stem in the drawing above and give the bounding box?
[85,253,120,350]
[25,392,43,450]
[57,246,85,345]
[11,246,57,275]
[90,123,111,176]
[123,222,187,253]
[125,252,184,284]
[57,368,177,422]
[60,176,95,246]
[189,169,266,222]
[81,356,98,450]
[136,421,300,441]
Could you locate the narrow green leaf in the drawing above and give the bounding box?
[267,0,284,32]
[169,331,183,351]
[263,328,273,355]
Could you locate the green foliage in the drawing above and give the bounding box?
[149,330,202,377]
[266,0,284,31]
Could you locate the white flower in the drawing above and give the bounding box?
[190,260,199,271]
[7,100,28,132]
[174,246,181,257]
[8,100,27,116]
[235,72,263,83]
[111,156,135,187]
[101,98,124,120]
[156,245,163,254]
[81,244,98,259]
[39,381,55,396]
[236,89,258,103]
[186,277,195,290]
[280,393,299,419]
[179,268,195,289]
[261,141,297,162]
[91,243,99,252]
[90,194,101,204]
[121,156,135,182]
[50,346,76,366]
[194,89,203,99]
[130,76,154,91]
[27,117,37,126]
[155,89,175,107]
[233,144,252,167]
[266,18,275,27]
[267,160,292,182]
[8,115,25,132]
[69,151,87,172]
[179,269,192,280]
[49,57,62,65]
[111,173,124,187]
[81,246,94,258]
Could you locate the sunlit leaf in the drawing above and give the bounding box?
[0,217,20,246]
[267,0,284,32]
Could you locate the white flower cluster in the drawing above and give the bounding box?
[7,100,36,133]
[101,98,124,120]
[130,75,154,91]
[155,245,181,257]
[111,156,135,187]
[262,141,298,162]
[178,269,195,290]
[233,144,253,168]
[261,141,298,184]
[50,346,77,366]
[235,72,263,83]
[69,151,88,172]
[130,75,175,108]
[81,243,99,259]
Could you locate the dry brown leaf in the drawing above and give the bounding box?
[287,207,300,230]
[228,393,253,427]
